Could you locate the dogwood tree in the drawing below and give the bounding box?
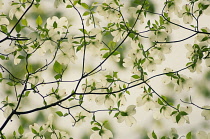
[1,0,210,138]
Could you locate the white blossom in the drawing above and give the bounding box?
[136,94,156,111]
[201,106,210,120]
[117,105,137,126]
[196,131,210,139]
[9,4,24,20]
[0,16,9,25]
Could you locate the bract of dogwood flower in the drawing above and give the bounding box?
[95,95,115,108]
[90,127,113,139]
[2,97,16,118]
[196,131,210,139]
[185,44,194,59]
[87,40,103,56]
[3,106,13,118]
[153,106,173,120]
[9,4,24,20]
[14,51,21,65]
[117,94,127,106]
[195,27,210,43]
[128,5,145,24]
[28,32,40,42]
[172,75,193,93]
[180,4,193,24]
[150,44,172,62]
[162,68,174,84]
[48,29,62,41]
[205,58,210,67]
[117,105,137,127]
[46,16,68,30]
[128,40,144,59]
[39,40,56,55]
[188,60,202,73]
[57,42,76,65]
[0,16,9,25]
[201,106,210,120]
[87,28,103,55]
[89,28,103,41]
[4,45,16,54]
[142,58,157,72]
[136,94,156,111]
[28,72,44,85]
[164,0,181,16]
[164,19,179,34]
[111,28,127,42]
[0,0,3,9]
[46,16,68,40]
[96,2,121,23]
[86,16,101,27]
[123,57,134,68]
[149,31,168,42]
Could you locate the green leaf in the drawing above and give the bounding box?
[36,15,43,26]
[186,132,192,139]
[176,114,181,123]
[53,61,63,73]
[21,19,28,26]
[15,24,22,33]
[53,21,57,28]
[107,78,114,82]
[170,111,178,116]
[31,128,38,134]
[1,25,8,33]
[0,72,2,78]
[66,5,73,8]
[201,28,207,33]
[120,112,128,116]
[179,111,188,116]
[56,111,63,116]
[92,127,100,131]
[54,74,62,80]
[103,52,110,58]
[132,75,140,79]
[17,55,25,59]
[152,131,157,139]
[18,125,24,135]
[157,98,164,105]
[83,11,90,16]
[117,101,121,108]
[81,3,89,9]
[201,36,208,41]
[7,82,14,86]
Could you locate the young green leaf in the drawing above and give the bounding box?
[36,15,43,26]
[56,111,63,117]
[18,125,24,135]
[53,61,63,73]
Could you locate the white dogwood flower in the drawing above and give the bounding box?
[196,131,210,139]
[201,106,210,120]
[117,105,137,126]
[0,16,9,25]
[136,94,156,111]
